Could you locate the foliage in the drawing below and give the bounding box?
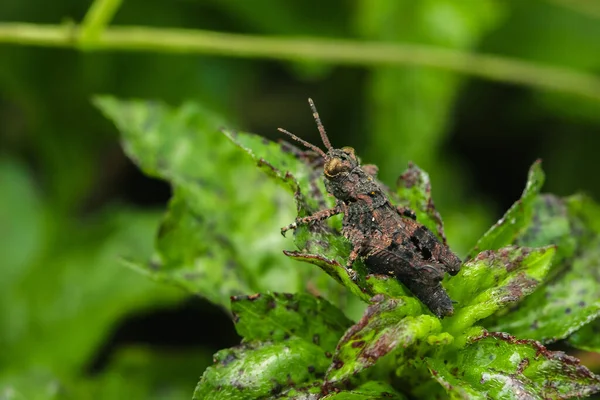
[0,158,187,397]
[95,98,600,399]
[3,0,600,399]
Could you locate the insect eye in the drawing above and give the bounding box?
[324,158,349,177]
[341,147,356,159]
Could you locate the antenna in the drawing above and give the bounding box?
[277,128,327,159]
[308,98,332,150]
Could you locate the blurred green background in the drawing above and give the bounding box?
[2,0,600,398]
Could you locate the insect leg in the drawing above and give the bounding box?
[281,205,342,236]
[345,247,361,282]
[346,247,359,268]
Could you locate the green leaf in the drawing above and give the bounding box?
[443,246,555,337]
[515,194,577,266]
[482,193,600,343]
[231,292,352,353]
[568,319,600,352]
[270,381,408,399]
[272,383,322,399]
[95,98,347,309]
[324,295,442,391]
[221,129,315,205]
[468,161,545,258]
[0,158,46,289]
[0,206,182,375]
[193,338,331,400]
[322,381,407,399]
[143,192,254,306]
[565,193,600,247]
[195,293,353,399]
[488,240,600,343]
[427,332,600,399]
[396,163,448,243]
[223,127,350,268]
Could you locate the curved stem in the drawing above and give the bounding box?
[79,0,123,45]
[1,22,600,101]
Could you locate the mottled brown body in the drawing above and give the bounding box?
[280,99,461,317]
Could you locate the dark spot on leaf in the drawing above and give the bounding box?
[450,367,459,376]
[325,351,332,358]
[183,272,204,281]
[284,293,294,300]
[221,352,237,366]
[313,334,320,345]
[351,340,365,348]
[232,312,240,324]
[148,259,161,270]
[270,382,283,395]
[516,358,530,374]
[308,365,315,373]
[507,253,527,272]
[267,299,276,310]
[579,301,586,307]
[566,308,572,314]
[286,301,300,312]
[443,360,448,365]
[332,359,344,370]
[531,320,538,330]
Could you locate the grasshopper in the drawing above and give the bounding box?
[280,99,461,317]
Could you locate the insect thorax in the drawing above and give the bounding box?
[324,167,387,208]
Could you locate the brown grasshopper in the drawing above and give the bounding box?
[279,99,461,317]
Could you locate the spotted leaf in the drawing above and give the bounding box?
[443,246,555,338]
[427,332,600,399]
[324,295,442,391]
[231,292,352,354]
[396,163,447,244]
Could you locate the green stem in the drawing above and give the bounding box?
[79,0,123,46]
[1,22,600,101]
